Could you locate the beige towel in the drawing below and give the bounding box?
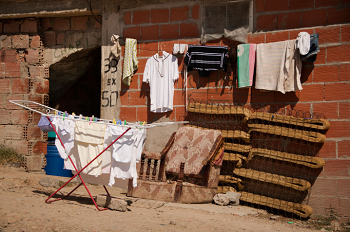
[255,40,302,94]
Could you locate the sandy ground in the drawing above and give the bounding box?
[0,166,319,232]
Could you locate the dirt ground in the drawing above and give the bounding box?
[0,166,319,232]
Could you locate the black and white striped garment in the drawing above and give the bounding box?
[183,45,229,77]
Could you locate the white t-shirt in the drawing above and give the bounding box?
[143,51,179,113]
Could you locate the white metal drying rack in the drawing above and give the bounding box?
[10,100,188,211]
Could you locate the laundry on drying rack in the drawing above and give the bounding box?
[184,45,229,77]
[51,115,75,160]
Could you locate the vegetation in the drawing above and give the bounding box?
[0,144,25,167]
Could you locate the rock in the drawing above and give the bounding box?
[39,177,59,188]
[95,195,127,212]
[226,191,241,206]
[270,216,279,220]
[131,199,165,209]
[331,221,340,231]
[213,194,230,206]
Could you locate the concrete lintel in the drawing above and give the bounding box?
[0,9,100,19]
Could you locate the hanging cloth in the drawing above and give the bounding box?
[237,44,256,88]
[111,34,122,57]
[122,38,139,86]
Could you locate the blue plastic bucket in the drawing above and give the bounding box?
[44,145,72,177]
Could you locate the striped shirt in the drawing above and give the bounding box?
[184,45,229,77]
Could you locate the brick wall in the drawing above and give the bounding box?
[0,18,48,170]
[119,1,350,220]
[0,15,102,171]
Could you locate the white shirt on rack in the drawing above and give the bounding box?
[52,116,75,159]
[143,51,179,113]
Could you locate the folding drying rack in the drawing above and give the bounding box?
[10,100,188,211]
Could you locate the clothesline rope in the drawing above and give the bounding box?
[9,100,188,129]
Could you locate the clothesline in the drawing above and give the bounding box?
[9,100,188,129]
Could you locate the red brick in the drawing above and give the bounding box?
[0,79,11,93]
[255,0,265,12]
[302,9,328,28]
[30,35,42,48]
[160,24,179,40]
[313,102,338,119]
[0,50,17,63]
[132,10,150,25]
[265,31,289,43]
[120,90,128,105]
[25,49,40,64]
[313,65,339,83]
[53,18,70,31]
[265,0,288,11]
[326,121,350,138]
[29,65,45,78]
[315,26,340,44]
[56,33,65,45]
[341,25,350,42]
[180,23,199,38]
[43,31,56,47]
[316,0,341,7]
[314,47,326,65]
[319,141,337,158]
[325,83,350,101]
[136,106,148,122]
[311,178,337,197]
[5,94,25,110]
[33,141,46,155]
[328,6,350,25]
[187,88,208,100]
[27,94,43,105]
[135,58,147,74]
[308,196,325,215]
[290,28,314,40]
[0,63,5,78]
[71,16,88,31]
[175,106,186,121]
[337,179,350,197]
[139,42,158,57]
[299,84,324,101]
[3,21,19,33]
[123,26,141,40]
[278,12,301,30]
[247,33,265,43]
[34,78,49,94]
[10,110,29,124]
[5,62,20,78]
[159,40,175,54]
[151,8,169,23]
[290,0,313,10]
[192,5,199,20]
[339,102,350,119]
[124,12,131,25]
[40,18,52,31]
[129,90,148,105]
[122,74,139,90]
[324,197,350,217]
[20,19,37,33]
[338,140,350,158]
[340,64,350,81]
[12,35,30,49]
[170,6,189,22]
[232,87,251,104]
[141,25,159,41]
[173,90,186,106]
[256,14,277,31]
[119,107,137,122]
[12,78,29,94]
[4,140,28,155]
[327,44,350,63]
[324,159,350,177]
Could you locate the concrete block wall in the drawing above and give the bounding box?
[0,18,48,170]
[0,15,102,171]
[119,1,350,220]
